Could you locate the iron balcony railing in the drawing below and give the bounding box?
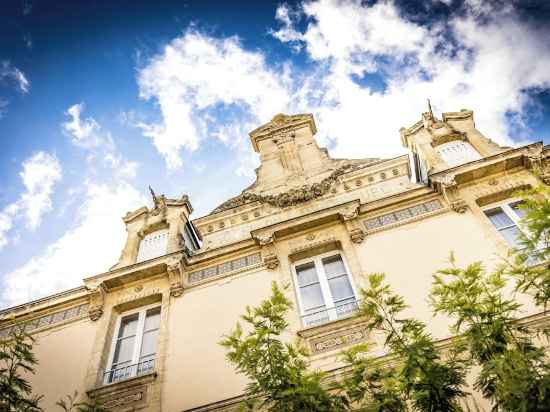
[301,299,360,327]
[103,358,155,384]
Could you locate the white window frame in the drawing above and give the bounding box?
[482,198,526,248]
[104,303,161,384]
[291,251,359,327]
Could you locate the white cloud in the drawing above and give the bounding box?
[63,103,105,148]
[137,31,291,170]
[0,182,147,307]
[269,0,550,159]
[0,152,62,249]
[63,103,139,178]
[0,61,29,94]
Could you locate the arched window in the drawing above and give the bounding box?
[436,140,481,167]
[136,229,169,262]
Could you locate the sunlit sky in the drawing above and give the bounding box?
[1,0,550,308]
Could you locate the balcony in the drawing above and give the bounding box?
[103,358,155,385]
[301,299,360,327]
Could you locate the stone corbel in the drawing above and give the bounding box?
[87,284,106,321]
[166,258,184,297]
[339,205,366,243]
[254,234,280,270]
[524,146,550,186]
[432,173,468,213]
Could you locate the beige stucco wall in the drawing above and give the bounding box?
[29,319,98,410]
[163,268,278,411]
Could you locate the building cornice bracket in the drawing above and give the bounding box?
[87,284,106,321]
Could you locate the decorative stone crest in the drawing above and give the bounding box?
[308,324,369,354]
[87,284,106,321]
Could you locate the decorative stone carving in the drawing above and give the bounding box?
[264,253,280,270]
[212,161,376,213]
[340,205,366,243]
[432,173,468,213]
[308,324,369,354]
[167,259,184,297]
[524,146,550,186]
[87,284,106,321]
[253,234,280,270]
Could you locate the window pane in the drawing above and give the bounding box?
[500,226,522,247]
[140,329,159,358]
[113,336,135,365]
[510,202,526,219]
[322,255,346,279]
[328,275,354,302]
[118,314,138,338]
[144,307,161,331]
[296,262,318,286]
[485,208,514,229]
[299,284,325,311]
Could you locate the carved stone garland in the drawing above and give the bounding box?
[212,162,376,213]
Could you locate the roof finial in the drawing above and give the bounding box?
[149,185,157,205]
[427,98,434,119]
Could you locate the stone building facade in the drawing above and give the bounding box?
[0,109,549,411]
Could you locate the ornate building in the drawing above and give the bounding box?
[0,108,549,411]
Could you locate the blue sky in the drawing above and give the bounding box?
[1,0,550,308]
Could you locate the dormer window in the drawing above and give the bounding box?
[436,140,481,167]
[137,229,169,263]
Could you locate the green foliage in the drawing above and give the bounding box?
[220,282,348,411]
[359,274,467,412]
[506,185,550,308]
[339,343,406,412]
[431,257,550,411]
[0,328,43,411]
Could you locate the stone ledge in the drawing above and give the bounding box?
[87,372,157,411]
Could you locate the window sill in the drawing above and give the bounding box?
[297,315,369,355]
[87,371,157,409]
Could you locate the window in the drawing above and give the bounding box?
[293,253,358,327]
[436,140,481,167]
[104,305,161,384]
[137,229,168,262]
[484,201,525,249]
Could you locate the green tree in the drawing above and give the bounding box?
[0,328,42,411]
[220,282,348,411]
[356,273,468,412]
[505,184,550,308]
[56,391,109,412]
[431,257,550,411]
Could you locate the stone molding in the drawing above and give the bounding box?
[187,253,262,285]
[363,198,446,234]
[0,302,89,339]
[87,371,157,411]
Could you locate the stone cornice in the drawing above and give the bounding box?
[0,286,88,320]
[429,142,543,185]
[250,199,361,242]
